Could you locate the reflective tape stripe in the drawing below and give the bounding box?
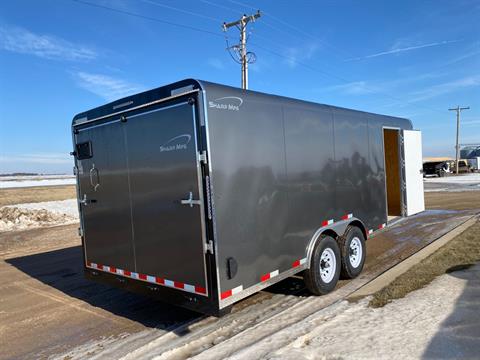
[260,269,279,282]
[221,285,243,300]
[341,213,353,220]
[195,286,207,294]
[321,219,334,226]
[84,262,207,296]
[292,257,307,268]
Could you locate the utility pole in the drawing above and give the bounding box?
[223,11,261,90]
[448,105,470,174]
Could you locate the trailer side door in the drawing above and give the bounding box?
[402,129,425,215]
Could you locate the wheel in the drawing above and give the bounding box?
[339,226,366,279]
[304,235,341,295]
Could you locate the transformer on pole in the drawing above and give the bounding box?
[223,11,261,90]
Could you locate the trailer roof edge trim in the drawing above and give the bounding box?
[72,78,412,129]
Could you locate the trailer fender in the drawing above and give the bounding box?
[305,217,367,269]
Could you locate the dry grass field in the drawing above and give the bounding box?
[370,219,480,307]
[425,190,480,210]
[0,185,76,207]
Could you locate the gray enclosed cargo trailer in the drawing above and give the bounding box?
[72,79,425,315]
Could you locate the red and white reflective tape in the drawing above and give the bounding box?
[220,285,243,300]
[378,223,386,229]
[321,219,334,227]
[292,257,307,268]
[86,262,207,296]
[260,269,279,282]
[341,213,353,220]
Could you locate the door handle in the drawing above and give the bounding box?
[79,194,97,206]
[89,163,100,191]
[180,191,201,207]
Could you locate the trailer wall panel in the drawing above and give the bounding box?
[283,105,336,262]
[204,88,290,296]
[331,109,372,225]
[367,116,388,229]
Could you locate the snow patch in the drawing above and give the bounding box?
[203,271,469,360]
[0,199,78,232]
[424,173,480,184]
[424,173,480,192]
[0,175,75,188]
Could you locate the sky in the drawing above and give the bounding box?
[0,0,479,174]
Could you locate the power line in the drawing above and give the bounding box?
[200,0,239,14]
[71,0,228,39]
[223,11,261,89]
[227,0,354,59]
[211,0,317,44]
[249,42,444,114]
[72,0,443,115]
[138,0,221,23]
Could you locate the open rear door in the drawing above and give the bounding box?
[402,130,425,216]
[124,100,208,295]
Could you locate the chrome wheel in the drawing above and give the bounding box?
[320,248,336,283]
[349,236,362,268]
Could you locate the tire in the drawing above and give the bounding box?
[304,235,341,295]
[338,226,366,279]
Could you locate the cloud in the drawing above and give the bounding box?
[0,24,97,61]
[410,75,480,102]
[283,43,318,68]
[326,81,377,95]
[348,40,461,61]
[442,42,480,66]
[73,71,143,101]
[207,58,225,70]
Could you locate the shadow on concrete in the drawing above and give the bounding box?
[5,244,305,332]
[422,263,480,359]
[6,246,200,333]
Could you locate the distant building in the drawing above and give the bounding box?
[460,145,480,159]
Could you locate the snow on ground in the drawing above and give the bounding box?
[193,265,479,360]
[424,173,480,192]
[0,199,78,232]
[55,265,480,360]
[424,173,480,184]
[0,175,75,189]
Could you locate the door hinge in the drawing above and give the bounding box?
[199,151,208,164]
[78,227,84,237]
[204,240,214,254]
[73,166,78,176]
[205,175,212,220]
